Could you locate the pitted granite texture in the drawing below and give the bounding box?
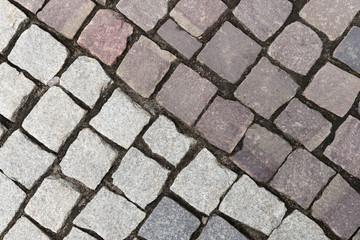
[63,228,96,240]
[4,217,50,240]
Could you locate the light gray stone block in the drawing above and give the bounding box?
[171,149,237,215]
[64,227,96,240]
[4,217,50,240]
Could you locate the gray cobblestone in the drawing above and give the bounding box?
[63,227,96,240]
[4,217,50,240]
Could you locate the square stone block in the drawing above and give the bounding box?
[171,149,237,215]
[231,124,292,182]
[268,22,322,75]
[4,217,50,240]
[8,25,68,83]
[275,98,332,151]
[90,89,150,149]
[156,64,217,125]
[198,22,261,83]
[22,87,86,152]
[78,9,133,65]
[271,149,335,208]
[117,36,175,98]
[303,63,360,117]
[196,96,254,153]
[234,57,298,119]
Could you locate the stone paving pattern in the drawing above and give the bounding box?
[0,0,359,239]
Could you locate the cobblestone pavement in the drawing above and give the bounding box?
[0,0,360,239]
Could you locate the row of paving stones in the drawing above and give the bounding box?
[0,0,360,239]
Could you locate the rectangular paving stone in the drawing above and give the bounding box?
[64,227,96,240]
[274,98,332,151]
[198,21,261,83]
[0,172,25,233]
[25,178,80,232]
[171,149,237,215]
[60,128,117,189]
[270,149,335,209]
[143,115,196,166]
[268,210,329,240]
[231,124,292,182]
[156,64,217,125]
[116,0,169,31]
[233,0,292,41]
[333,26,360,74]
[0,63,35,121]
[78,9,133,66]
[112,147,169,208]
[303,63,360,117]
[170,0,227,37]
[74,187,145,240]
[0,0,27,52]
[13,0,44,13]
[324,116,360,179]
[138,197,200,240]
[4,217,50,240]
[234,57,299,119]
[219,175,287,235]
[60,56,111,108]
[268,22,322,75]
[0,130,55,189]
[37,0,95,39]
[8,25,68,83]
[116,36,175,98]
[158,19,202,58]
[90,88,150,149]
[300,0,360,41]
[312,175,360,239]
[196,96,254,153]
[22,87,86,152]
[198,215,248,240]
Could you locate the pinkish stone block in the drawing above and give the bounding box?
[14,0,44,13]
[38,0,95,39]
[78,9,133,66]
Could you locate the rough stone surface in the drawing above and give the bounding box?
[196,96,254,153]
[74,187,145,240]
[90,89,150,149]
[300,0,360,41]
[156,64,217,125]
[22,87,86,152]
[303,63,360,117]
[78,9,133,66]
[4,217,50,240]
[116,36,175,98]
[60,56,111,108]
[0,130,55,189]
[198,215,248,240]
[333,27,360,74]
[113,148,169,208]
[274,98,332,151]
[13,0,44,13]
[0,0,27,52]
[138,197,200,240]
[234,57,298,119]
[353,230,360,240]
[198,21,261,83]
[231,124,292,182]
[268,22,322,75]
[171,149,237,215]
[312,175,360,239]
[324,116,360,179]
[0,63,35,121]
[158,19,202,58]
[8,25,68,83]
[37,0,95,39]
[116,0,169,32]
[60,128,117,189]
[170,0,227,37]
[25,178,80,232]
[268,210,329,240]
[143,115,196,166]
[233,0,292,41]
[64,227,96,240]
[0,172,25,233]
[219,175,287,235]
[271,149,335,209]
